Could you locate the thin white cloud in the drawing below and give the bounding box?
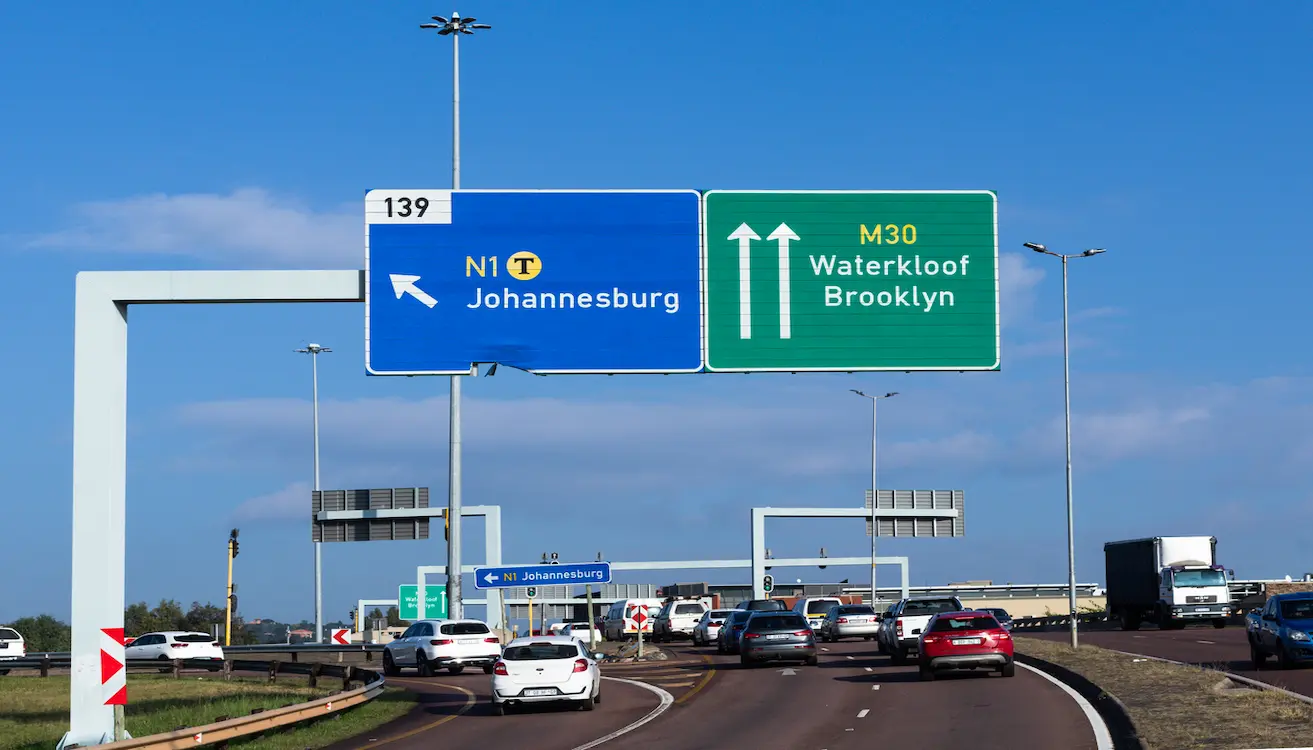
[233,481,311,523]
[24,188,358,266]
[999,251,1045,328]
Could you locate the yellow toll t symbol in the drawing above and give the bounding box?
[507,251,541,281]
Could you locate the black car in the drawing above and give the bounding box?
[736,599,789,612]
[981,608,1013,630]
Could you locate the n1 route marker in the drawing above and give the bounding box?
[703,190,1000,372]
[474,561,612,590]
[364,189,703,375]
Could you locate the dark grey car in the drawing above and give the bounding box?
[718,610,754,654]
[739,612,818,666]
[736,599,789,612]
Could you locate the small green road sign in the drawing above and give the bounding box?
[397,585,447,621]
[703,191,999,372]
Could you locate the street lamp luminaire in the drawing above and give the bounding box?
[1024,242,1106,649]
[850,389,898,605]
[418,11,490,621]
[296,343,331,643]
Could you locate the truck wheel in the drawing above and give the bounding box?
[1212,619,1227,629]
[1119,613,1140,631]
[1251,643,1267,668]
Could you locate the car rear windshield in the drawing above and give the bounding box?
[675,604,703,614]
[1281,600,1313,620]
[838,606,875,616]
[902,599,961,615]
[748,615,808,631]
[806,600,839,614]
[929,616,999,632]
[710,610,733,618]
[0,628,20,640]
[503,644,579,660]
[441,622,491,636]
[730,611,754,624]
[173,634,216,643]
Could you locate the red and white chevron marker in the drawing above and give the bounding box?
[100,627,127,706]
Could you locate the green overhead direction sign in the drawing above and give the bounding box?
[702,190,999,372]
[398,585,447,621]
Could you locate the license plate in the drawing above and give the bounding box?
[457,638,481,644]
[952,637,983,645]
[1195,607,1210,612]
[767,634,789,640]
[524,688,556,697]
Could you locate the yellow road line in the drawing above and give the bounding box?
[351,680,476,748]
[674,655,716,705]
[651,681,696,688]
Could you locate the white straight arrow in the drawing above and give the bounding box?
[389,274,438,308]
[728,223,760,339]
[483,573,498,584]
[778,667,797,676]
[768,223,800,339]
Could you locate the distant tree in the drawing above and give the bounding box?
[386,606,403,628]
[6,614,71,653]
[183,602,227,635]
[124,599,187,635]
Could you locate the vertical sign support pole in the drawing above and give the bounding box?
[446,13,466,624]
[527,594,533,637]
[311,350,323,643]
[870,396,878,607]
[1061,255,1079,649]
[112,706,124,742]
[586,585,598,649]
[636,606,644,660]
[224,538,234,646]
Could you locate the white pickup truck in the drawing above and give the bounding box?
[878,596,965,665]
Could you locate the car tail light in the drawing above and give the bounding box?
[172,643,188,648]
[995,631,1011,640]
[573,659,589,673]
[493,661,508,676]
[838,617,848,624]
[922,636,939,644]
[743,632,762,639]
[896,620,904,637]
[484,637,500,643]
[793,630,811,637]
[430,639,453,646]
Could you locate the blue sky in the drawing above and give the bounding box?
[2,2,1312,625]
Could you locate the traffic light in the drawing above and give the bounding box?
[229,528,240,558]
[526,587,537,599]
[762,574,774,594]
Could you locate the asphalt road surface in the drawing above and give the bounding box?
[333,639,1103,750]
[1030,624,1313,698]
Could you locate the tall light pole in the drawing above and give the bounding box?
[297,343,331,642]
[850,390,898,607]
[420,12,490,621]
[1025,242,1106,648]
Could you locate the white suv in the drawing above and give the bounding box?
[125,632,225,669]
[653,598,711,642]
[0,627,25,660]
[383,619,502,676]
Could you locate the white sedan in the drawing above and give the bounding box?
[490,636,601,715]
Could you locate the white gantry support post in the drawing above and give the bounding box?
[67,270,364,749]
[356,599,399,638]
[414,504,502,628]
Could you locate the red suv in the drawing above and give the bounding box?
[916,610,1014,681]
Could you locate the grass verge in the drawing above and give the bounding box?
[0,675,416,750]
[1016,637,1313,750]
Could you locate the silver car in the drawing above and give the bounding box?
[817,604,881,642]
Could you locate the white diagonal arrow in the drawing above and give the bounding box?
[483,573,499,584]
[728,223,760,339]
[767,223,800,339]
[389,274,438,308]
[778,667,797,676]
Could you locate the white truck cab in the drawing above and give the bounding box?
[653,596,712,642]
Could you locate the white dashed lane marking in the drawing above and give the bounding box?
[857,709,870,718]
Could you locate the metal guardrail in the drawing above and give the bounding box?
[1,657,386,749]
[20,643,387,662]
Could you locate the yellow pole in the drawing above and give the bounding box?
[224,539,235,646]
[527,596,533,636]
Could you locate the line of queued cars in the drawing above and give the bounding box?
[676,594,1018,680]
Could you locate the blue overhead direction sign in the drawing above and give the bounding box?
[364,189,704,375]
[474,562,613,590]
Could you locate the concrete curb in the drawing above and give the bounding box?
[1013,652,1146,750]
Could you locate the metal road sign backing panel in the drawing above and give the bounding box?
[865,489,965,537]
[365,189,704,375]
[475,562,613,589]
[703,191,999,372]
[397,585,447,620]
[312,488,430,542]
